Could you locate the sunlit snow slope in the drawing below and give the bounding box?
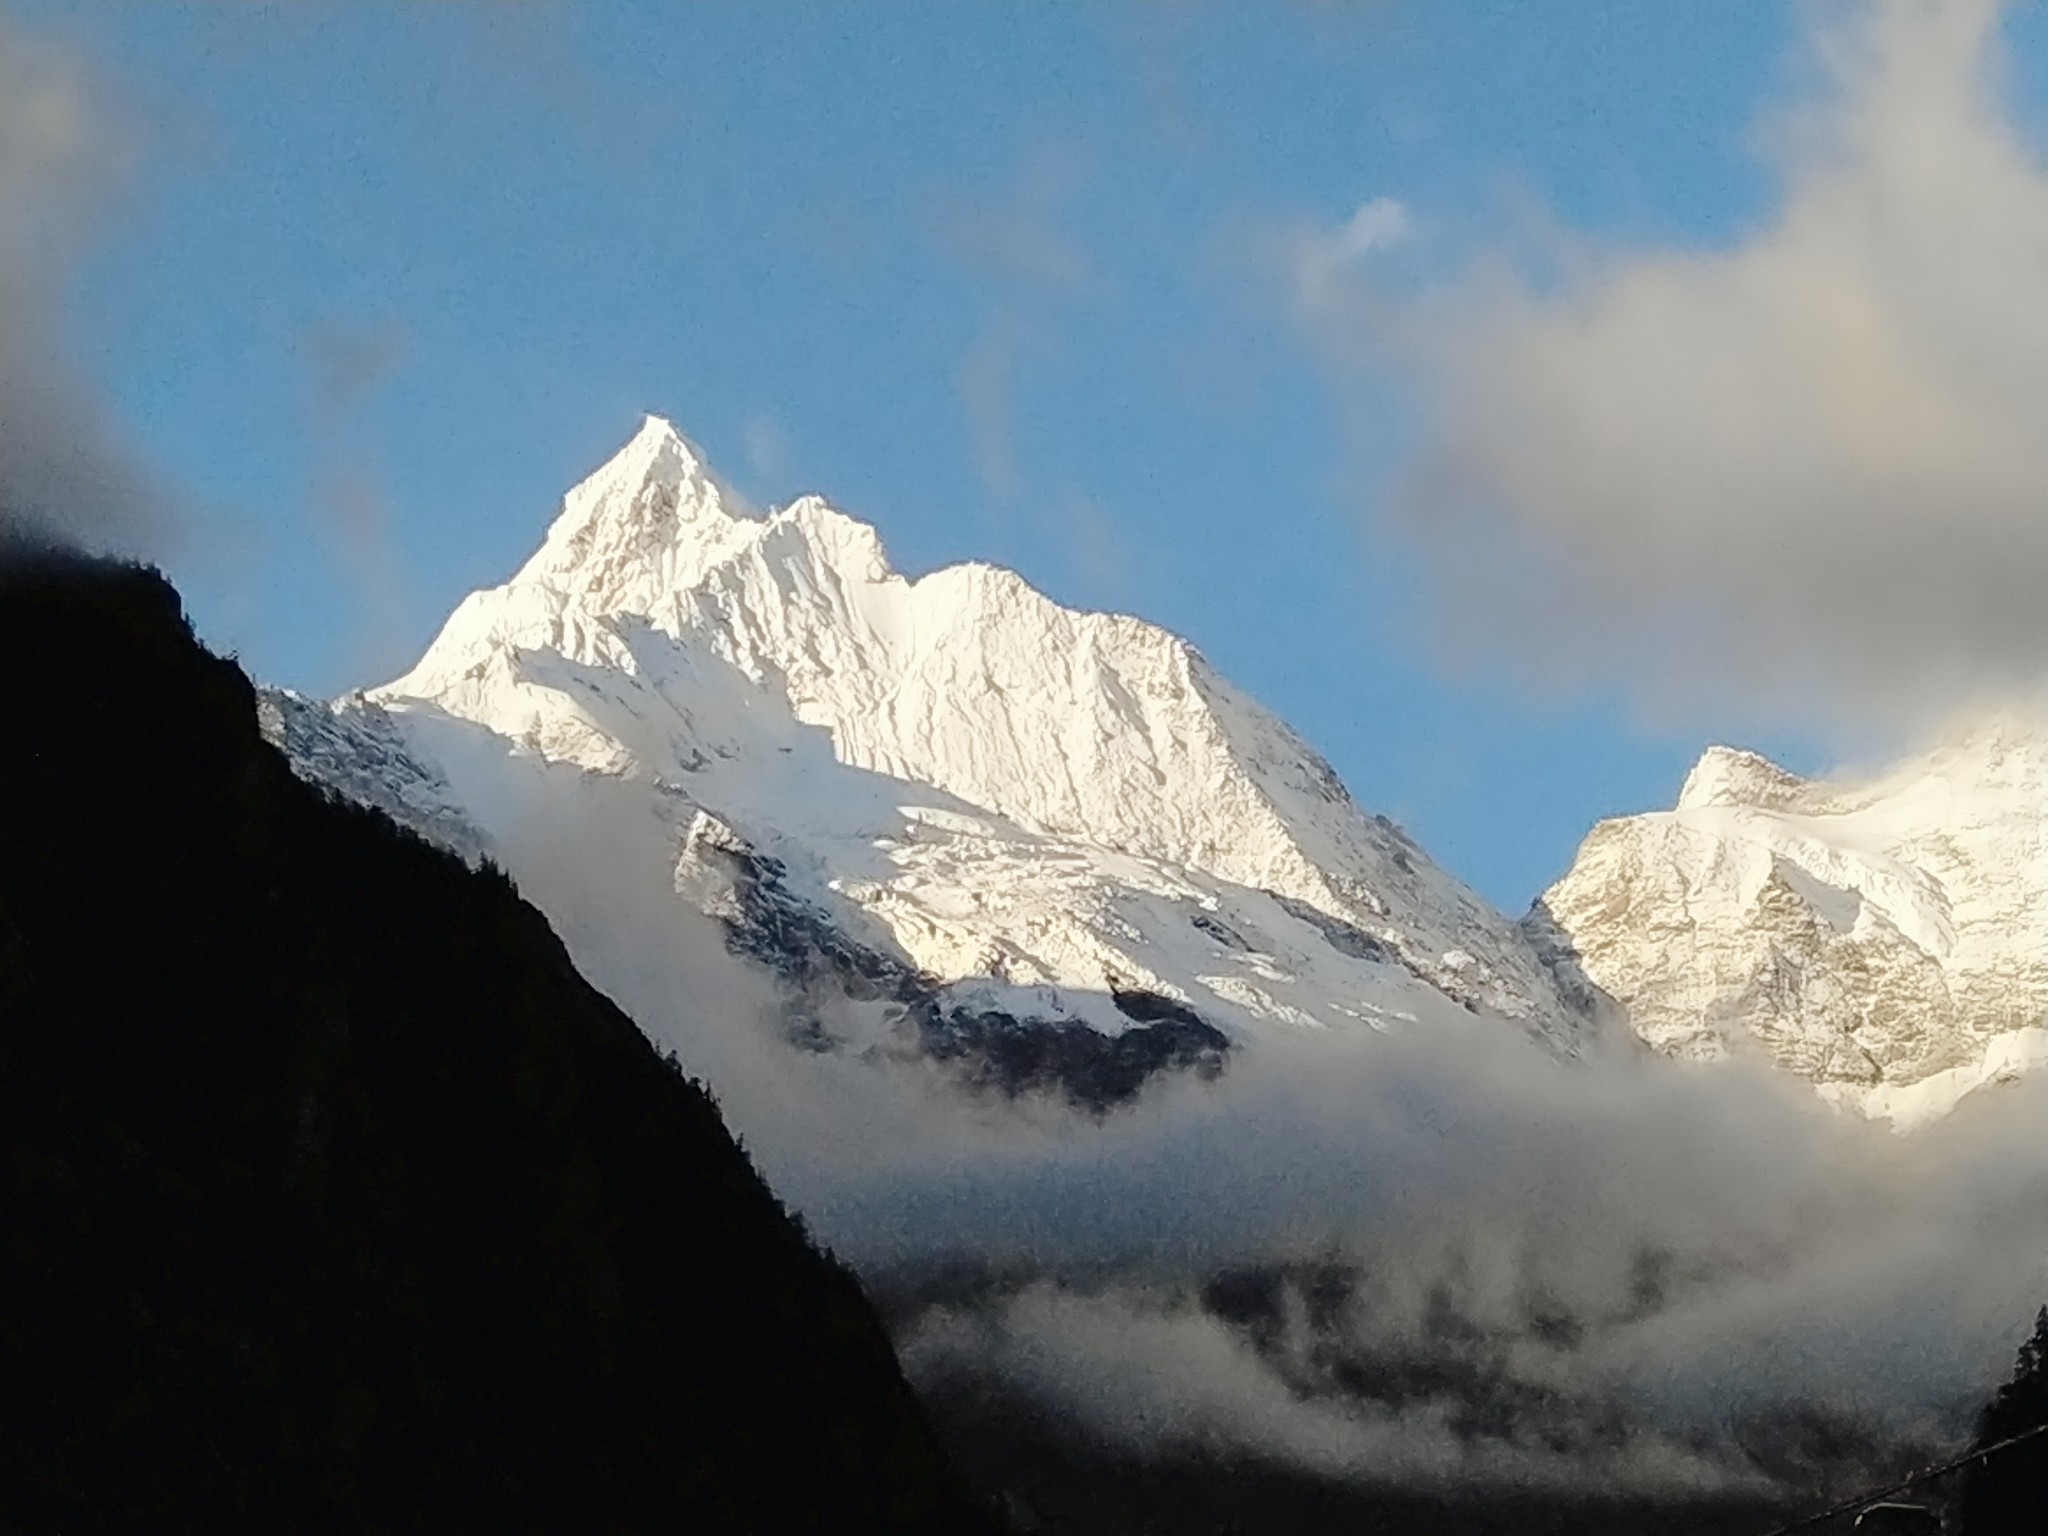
[1536,726,2048,1126]
[290,417,1599,1078]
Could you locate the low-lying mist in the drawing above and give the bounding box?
[415,726,2048,1500]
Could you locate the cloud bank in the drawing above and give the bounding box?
[1322,0,2048,730]
[0,15,173,559]
[424,736,2048,1497]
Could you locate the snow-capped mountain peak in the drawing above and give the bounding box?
[285,419,1606,1102]
[260,418,2048,1123]
[1539,722,2048,1125]
[1674,745,1809,811]
[512,413,754,608]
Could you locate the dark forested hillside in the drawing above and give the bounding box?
[0,548,998,1535]
[1959,1307,2048,1533]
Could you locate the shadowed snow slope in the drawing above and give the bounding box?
[1536,724,2048,1126]
[297,417,1602,1069]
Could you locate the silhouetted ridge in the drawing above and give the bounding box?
[0,551,998,1534]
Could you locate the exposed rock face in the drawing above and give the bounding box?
[1536,728,2048,1125]
[277,416,1604,1103]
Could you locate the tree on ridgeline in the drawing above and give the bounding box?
[1959,1304,2048,1532]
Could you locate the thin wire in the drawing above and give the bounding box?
[1753,1419,2048,1535]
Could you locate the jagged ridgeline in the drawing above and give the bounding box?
[0,550,999,1534]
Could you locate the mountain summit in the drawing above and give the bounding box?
[1536,719,2048,1125]
[287,419,1604,1095]
[274,418,2048,1127]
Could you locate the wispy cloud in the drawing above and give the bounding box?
[303,321,412,687]
[1314,0,2048,733]
[934,145,1094,296]
[1295,195,1412,305]
[742,410,796,494]
[936,148,1094,507]
[1060,489,1135,609]
[0,14,175,558]
[958,314,1027,504]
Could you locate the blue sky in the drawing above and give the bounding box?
[14,1,2005,909]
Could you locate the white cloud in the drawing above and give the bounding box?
[1331,196,1412,262]
[426,723,2048,1493]
[1296,195,1412,307]
[1321,0,2048,731]
[902,1283,1758,1494]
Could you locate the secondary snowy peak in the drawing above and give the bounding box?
[1675,746,1811,812]
[1537,719,2048,1125]
[363,418,1600,1054]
